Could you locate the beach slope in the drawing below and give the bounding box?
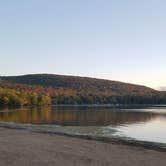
[0,128,166,166]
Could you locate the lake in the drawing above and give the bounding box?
[0,106,166,145]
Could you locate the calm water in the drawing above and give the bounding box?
[0,106,166,144]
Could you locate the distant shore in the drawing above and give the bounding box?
[0,127,166,166]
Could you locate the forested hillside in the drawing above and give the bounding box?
[0,74,166,105]
[0,74,156,95]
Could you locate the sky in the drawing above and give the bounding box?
[0,0,166,89]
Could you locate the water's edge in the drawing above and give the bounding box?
[0,122,166,152]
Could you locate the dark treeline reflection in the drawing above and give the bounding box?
[0,107,163,126]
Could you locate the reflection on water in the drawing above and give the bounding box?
[0,106,160,126]
[110,117,166,144]
[0,106,166,144]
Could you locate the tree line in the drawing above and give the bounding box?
[1,76,166,107]
[0,88,51,107]
[51,93,166,105]
[1,87,166,107]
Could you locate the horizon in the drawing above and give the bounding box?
[1,0,166,89]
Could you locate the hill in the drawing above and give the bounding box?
[0,74,156,96]
[0,74,165,105]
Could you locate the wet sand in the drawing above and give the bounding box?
[0,127,166,166]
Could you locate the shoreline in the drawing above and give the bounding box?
[0,123,166,152]
[0,127,166,166]
[2,104,166,110]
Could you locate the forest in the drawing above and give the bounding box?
[0,74,166,106]
[0,88,51,107]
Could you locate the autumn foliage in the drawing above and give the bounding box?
[0,74,166,106]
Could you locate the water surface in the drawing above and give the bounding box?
[0,106,166,144]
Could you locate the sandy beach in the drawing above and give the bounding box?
[0,127,165,166]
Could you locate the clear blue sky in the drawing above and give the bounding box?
[0,0,166,88]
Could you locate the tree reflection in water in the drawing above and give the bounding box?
[0,106,163,126]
